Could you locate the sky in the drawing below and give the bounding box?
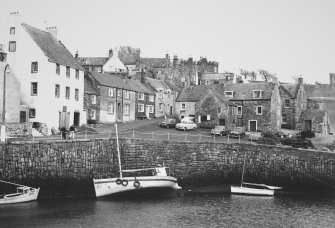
[1,0,335,84]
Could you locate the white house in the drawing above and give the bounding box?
[102,48,128,74]
[1,14,84,132]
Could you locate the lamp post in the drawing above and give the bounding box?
[1,64,9,142]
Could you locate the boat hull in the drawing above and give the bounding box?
[231,186,274,196]
[0,188,40,205]
[93,176,182,198]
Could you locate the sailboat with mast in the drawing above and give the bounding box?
[231,152,282,196]
[0,180,40,204]
[93,124,182,198]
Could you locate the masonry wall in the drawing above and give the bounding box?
[0,139,334,198]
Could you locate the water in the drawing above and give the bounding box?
[0,194,334,228]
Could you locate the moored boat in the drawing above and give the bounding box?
[0,185,40,205]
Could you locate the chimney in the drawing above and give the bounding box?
[173,55,178,67]
[46,26,58,38]
[330,73,335,85]
[74,51,78,58]
[109,49,113,57]
[297,77,303,85]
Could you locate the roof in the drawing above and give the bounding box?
[176,84,225,102]
[280,83,300,97]
[139,58,169,68]
[145,77,170,91]
[300,110,325,123]
[225,82,275,100]
[164,79,182,92]
[22,23,83,70]
[201,73,234,81]
[119,54,138,65]
[304,84,335,98]
[84,77,99,95]
[91,72,154,94]
[76,57,108,66]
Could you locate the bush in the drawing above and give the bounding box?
[87,119,97,124]
[280,137,315,149]
[299,130,315,138]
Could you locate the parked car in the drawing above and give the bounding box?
[247,131,263,141]
[211,126,229,136]
[229,127,245,138]
[176,118,197,131]
[159,118,177,128]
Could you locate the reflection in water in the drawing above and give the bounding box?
[0,194,334,227]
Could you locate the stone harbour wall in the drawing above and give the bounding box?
[0,138,334,198]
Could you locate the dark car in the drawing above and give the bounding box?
[211,126,229,136]
[229,127,245,138]
[159,118,177,128]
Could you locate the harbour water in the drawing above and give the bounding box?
[0,194,334,227]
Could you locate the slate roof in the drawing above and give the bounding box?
[22,23,83,70]
[139,58,169,68]
[304,84,335,98]
[280,83,300,97]
[91,72,154,94]
[76,57,108,66]
[300,110,325,123]
[201,73,234,81]
[84,77,99,95]
[225,82,275,100]
[145,77,170,91]
[176,84,225,102]
[164,79,182,92]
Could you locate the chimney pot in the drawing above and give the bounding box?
[298,77,303,85]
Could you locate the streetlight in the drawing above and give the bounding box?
[1,64,10,142]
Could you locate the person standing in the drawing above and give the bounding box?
[60,126,67,140]
[69,125,76,139]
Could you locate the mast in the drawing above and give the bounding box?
[240,151,246,187]
[115,124,122,178]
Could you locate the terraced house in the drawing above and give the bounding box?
[1,13,84,132]
[85,72,155,123]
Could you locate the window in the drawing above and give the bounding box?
[91,95,96,104]
[138,103,144,112]
[91,109,96,120]
[138,92,144,100]
[232,107,236,115]
[56,64,60,75]
[65,87,70,99]
[256,106,262,115]
[9,41,16,52]
[75,69,79,79]
[253,90,262,99]
[282,114,287,123]
[181,103,186,110]
[66,66,70,77]
[55,84,60,98]
[107,102,114,114]
[10,27,15,35]
[117,89,122,97]
[31,62,38,73]
[159,103,163,111]
[108,88,114,97]
[237,106,242,115]
[225,91,234,98]
[75,89,79,101]
[31,82,38,96]
[284,99,290,108]
[149,95,154,102]
[29,109,36,118]
[124,90,129,99]
[159,91,163,98]
[124,104,130,115]
[149,105,154,113]
[217,108,221,114]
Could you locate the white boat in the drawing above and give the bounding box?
[93,124,182,198]
[0,185,40,205]
[231,152,282,196]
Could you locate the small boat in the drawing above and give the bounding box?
[93,124,182,198]
[231,152,282,196]
[0,184,40,205]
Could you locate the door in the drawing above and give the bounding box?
[73,112,80,127]
[146,105,150,119]
[304,120,312,131]
[249,120,257,132]
[219,119,225,126]
[20,111,26,123]
[117,103,122,121]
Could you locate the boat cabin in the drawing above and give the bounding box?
[17,187,31,194]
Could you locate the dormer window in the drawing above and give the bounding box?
[138,92,144,100]
[117,89,122,97]
[253,90,262,99]
[225,91,234,98]
[31,62,38,73]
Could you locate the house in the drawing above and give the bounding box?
[199,73,234,85]
[2,16,84,132]
[144,77,176,117]
[86,72,155,123]
[84,75,100,124]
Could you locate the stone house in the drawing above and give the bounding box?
[144,77,176,117]
[1,16,84,131]
[87,72,155,123]
[296,109,328,134]
[225,81,282,132]
[84,75,100,123]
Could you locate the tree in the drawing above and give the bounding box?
[117,46,141,63]
[258,69,275,82]
[249,71,257,81]
[240,69,250,79]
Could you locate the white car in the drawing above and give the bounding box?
[176,118,197,131]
